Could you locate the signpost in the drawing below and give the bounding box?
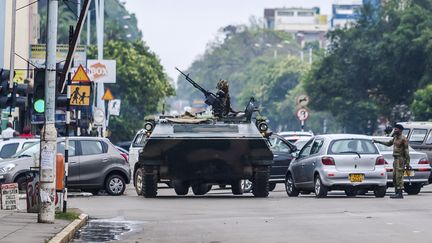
[69,84,91,106]
[108,99,121,116]
[296,108,309,132]
[1,183,19,210]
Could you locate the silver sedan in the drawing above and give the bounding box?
[285,134,387,198]
[373,136,431,195]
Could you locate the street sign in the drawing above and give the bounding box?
[296,108,309,121]
[71,64,91,83]
[296,94,310,107]
[93,108,105,125]
[1,183,19,210]
[108,99,121,116]
[101,88,114,100]
[69,84,91,106]
[87,60,117,83]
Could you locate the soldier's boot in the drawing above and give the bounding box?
[390,189,404,199]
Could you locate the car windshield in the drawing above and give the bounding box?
[294,140,310,151]
[329,139,378,155]
[12,142,40,158]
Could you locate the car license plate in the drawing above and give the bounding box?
[404,170,415,177]
[349,174,364,182]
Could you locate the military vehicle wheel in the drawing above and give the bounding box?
[134,168,144,196]
[374,186,387,198]
[269,182,276,192]
[252,166,270,198]
[231,180,243,195]
[173,180,189,195]
[142,167,158,198]
[192,184,211,195]
[404,183,422,195]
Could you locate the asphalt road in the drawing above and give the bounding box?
[69,184,432,243]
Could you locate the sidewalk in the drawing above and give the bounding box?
[0,199,70,243]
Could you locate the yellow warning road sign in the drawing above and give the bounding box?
[70,84,91,106]
[71,64,91,83]
[102,88,114,100]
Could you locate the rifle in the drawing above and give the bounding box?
[175,67,225,117]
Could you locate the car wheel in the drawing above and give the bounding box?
[15,175,28,192]
[134,168,144,196]
[314,175,328,198]
[173,180,189,195]
[231,180,243,195]
[192,184,211,195]
[404,183,422,195]
[357,189,368,195]
[373,186,387,198]
[344,187,357,197]
[285,174,299,197]
[105,174,126,196]
[269,182,276,192]
[241,179,253,193]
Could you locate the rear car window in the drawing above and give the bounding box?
[426,131,432,145]
[0,143,19,158]
[22,142,37,150]
[57,141,77,156]
[409,129,428,143]
[81,140,105,155]
[329,139,378,154]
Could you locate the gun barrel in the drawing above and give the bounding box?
[175,67,209,96]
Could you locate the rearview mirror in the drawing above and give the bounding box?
[291,151,300,158]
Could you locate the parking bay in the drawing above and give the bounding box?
[69,184,432,243]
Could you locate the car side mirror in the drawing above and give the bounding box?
[291,151,300,158]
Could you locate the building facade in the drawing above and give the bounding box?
[264,7,328,48]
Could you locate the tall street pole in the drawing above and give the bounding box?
[38,0,58,224]
[9,0,16,90]
[95,0,105,137]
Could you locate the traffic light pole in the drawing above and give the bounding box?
[38,0,58,224]
[8,0,16,90]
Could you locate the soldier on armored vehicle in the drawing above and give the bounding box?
[134,68,273,198]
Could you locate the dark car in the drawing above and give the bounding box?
[0,137,131,196]
[241,134,297,192]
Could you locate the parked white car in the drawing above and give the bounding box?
[0,138,39,159]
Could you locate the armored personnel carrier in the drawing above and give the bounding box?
[134,68,273,197]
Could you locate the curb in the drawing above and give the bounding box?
[48,213,88,243]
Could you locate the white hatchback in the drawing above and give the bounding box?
[0,138,39,159]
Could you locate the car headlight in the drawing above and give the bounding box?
[0,163,16,174]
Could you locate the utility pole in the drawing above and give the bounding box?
[95,0,105,137]
[9,0,16,90]
[39,0,58,224]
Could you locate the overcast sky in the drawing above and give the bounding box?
[123,0,359,80]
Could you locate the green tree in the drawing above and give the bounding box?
[89,40,174,142]
[411,84,432,121]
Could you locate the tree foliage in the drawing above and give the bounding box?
[88,40,174,142]
[305,0,432,133]
[411,84,432,121]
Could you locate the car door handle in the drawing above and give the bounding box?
[102,158,108,162]
[69,161,78,164]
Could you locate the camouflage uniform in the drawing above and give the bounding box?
[216,80,235,116]
[376,134,410,190]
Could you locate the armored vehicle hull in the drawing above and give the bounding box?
[134,122,273,197]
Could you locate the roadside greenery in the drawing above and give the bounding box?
[305,0,432,132]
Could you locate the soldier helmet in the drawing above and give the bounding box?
[216,79,229,93]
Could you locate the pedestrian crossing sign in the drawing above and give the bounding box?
[69,84,91,106]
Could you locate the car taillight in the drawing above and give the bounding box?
[376,156,386,165]
[321,157,335,166]
[120,153,129,163]
[419,158,429,165]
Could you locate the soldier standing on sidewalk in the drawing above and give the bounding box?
[373,124,411,199]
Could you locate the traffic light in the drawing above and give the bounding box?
[0,69,10,108]
[33,68,45,113]
[32,65,69,113]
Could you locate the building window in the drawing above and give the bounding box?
[298,11,314,17]
[277,11,294,16]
